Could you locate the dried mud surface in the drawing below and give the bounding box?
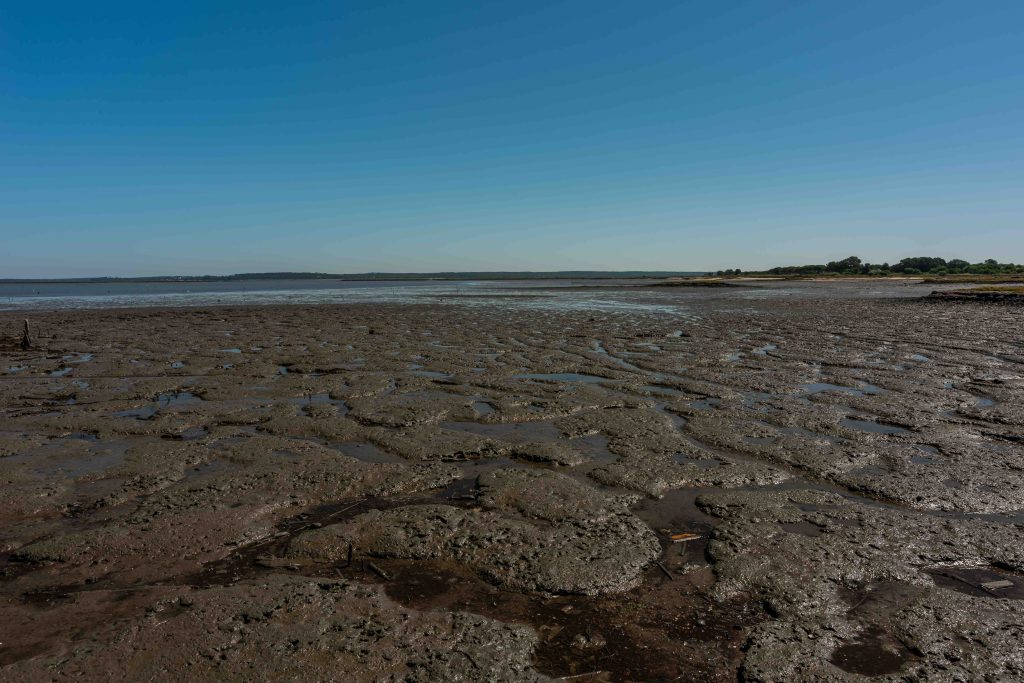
[1,282,1023,681]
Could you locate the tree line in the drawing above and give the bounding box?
[716,256,1024,277]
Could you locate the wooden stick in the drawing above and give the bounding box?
[555,672,605,681]
[367,562,390,580]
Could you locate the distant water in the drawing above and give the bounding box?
[0,278,929,314]
[0,278,685,315]
[1,279,452,300]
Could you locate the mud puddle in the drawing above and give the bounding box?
[829,625,916,676]
[689,398,721,410]
[295,393,349,415]
[373,557,758,682]
[927,566,1024,599]
[778,520,826,537]
[632,487,718,563]
[802,382,884,397]
[592,340,645,372]
[822,580,926,676]
[841,417,908,435]
[472,400,495,416]
[112,391,203,420]
[435,457,538,499]
[570,433,616,467]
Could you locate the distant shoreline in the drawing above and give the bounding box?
[0,271,704,284]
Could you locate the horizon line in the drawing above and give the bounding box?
[0,270,709,283]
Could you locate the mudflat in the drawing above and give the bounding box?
[1,281,1022,681]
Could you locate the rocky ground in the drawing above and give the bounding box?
[1,281,1022,681]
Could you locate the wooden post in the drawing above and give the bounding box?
[20,319,31,350]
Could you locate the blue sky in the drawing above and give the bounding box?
[3,1,1022,276]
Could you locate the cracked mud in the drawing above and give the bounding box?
[2,280,1023,681]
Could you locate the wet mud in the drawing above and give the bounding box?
[1,280,1023,681]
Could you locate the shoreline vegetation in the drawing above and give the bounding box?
[709,255,1024,281]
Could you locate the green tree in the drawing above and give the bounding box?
[892,257,947,273]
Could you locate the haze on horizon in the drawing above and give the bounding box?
[3,1,1023,279]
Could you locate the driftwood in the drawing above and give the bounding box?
[669,532,701,544]
[367,562,390,580]
[555,671,605,681]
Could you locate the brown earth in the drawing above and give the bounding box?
[1,282,1022,681]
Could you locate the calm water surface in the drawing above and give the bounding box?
[0,279,673,313]
[0,278,935,313]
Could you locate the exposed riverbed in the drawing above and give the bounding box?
[1,281,1022,681]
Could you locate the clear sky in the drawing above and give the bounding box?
[3,1,1023,276]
